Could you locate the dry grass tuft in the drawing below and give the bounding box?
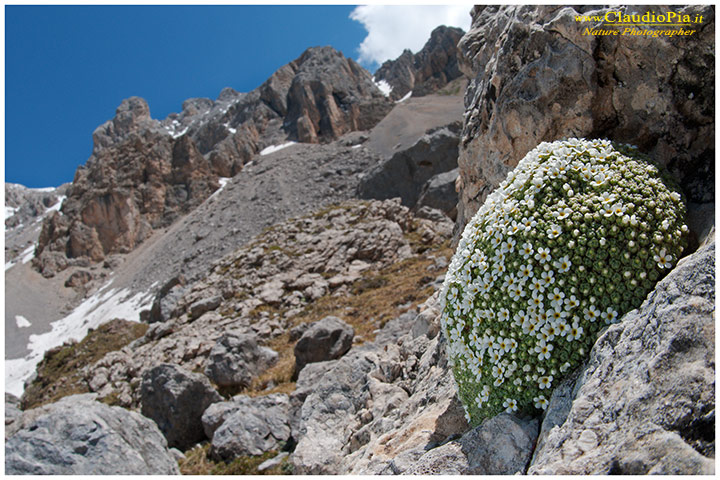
[179,443,291,475]
[21,319,148,409]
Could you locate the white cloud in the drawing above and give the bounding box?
[350,5,472,68]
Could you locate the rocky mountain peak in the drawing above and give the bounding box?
[31,44,394,277]
[282,46,392,142]
[91,96,160,154]
[375,25,466,101]
[217,87,242,102]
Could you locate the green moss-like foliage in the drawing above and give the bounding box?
[440,138,688,426]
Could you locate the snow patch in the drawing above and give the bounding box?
[5,261,15,271]
[224,123,237,135]
[260,142,297,156]
[351,145,363,149]
[5,281,156,397]
[5,205,19,220]
[396,91,412,103]
[20,245,35,264]
[208,177,232,201]
[46,195,66,215]
[30,187,56,193]
[15,316,31,328]
[164,120,189,139]
[372,77,393,97]
[171,126,189,139]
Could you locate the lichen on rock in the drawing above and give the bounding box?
[440,138,688,425]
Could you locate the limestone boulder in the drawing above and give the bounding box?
[140,363,222,450]
[293,316,354,376]
[529,242,715,474]
[5,394,179,475]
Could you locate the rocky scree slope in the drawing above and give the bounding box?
[374,25,467,101]
[24,199,453,409]
[8,197,456,474]
[454,4,714,242]
[9,237,714,474]
[32,45,393,278]
[116,131,382,294]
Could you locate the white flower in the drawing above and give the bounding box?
[601,307,619,324]
[555,207,572,220]
[564,295,580,310]
[519,264,534,280]
[547,224,562,239]
[509,286,526,301]
[534,395,548,410]
[612,202,626,216]
[567,321,584,341]
[541,270,555,287]
[584,305,600,322]
[550,308,567,323]
[653,248,673,269]
[535,247,551,263]
[503,398,519,413]
[500,238,516,253]
[599,192,615,205]
[520,242,534,259]
[530,278,546,294]
[540,322,557,341]
[549,287,565,308]
[535,340,554,360]
[554,256,571,273]
[555,319,570,336]
[497,337,511,354]
[538,375,553,390]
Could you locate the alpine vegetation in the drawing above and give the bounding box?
[440,138,688,425]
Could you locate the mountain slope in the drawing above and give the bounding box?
[33,46,393,278]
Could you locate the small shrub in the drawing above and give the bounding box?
[440,138,688,425]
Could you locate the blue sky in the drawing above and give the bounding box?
[5,5,471,188]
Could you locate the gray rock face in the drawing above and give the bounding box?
[529,242,715,475]
[358,122,460,209]
[149,275,186,323]
[283,46,392,143]
[5,394,179,475]
[294,316,354,375]
[140,363,222,450]
[416,168,459,219]
[291,298,471,475]
[375,25,466,101]
[455,5,714,234]
[188,294,222,320]
[5,393,22,439]
[405,414,539,474]
[291,348,377,474]
[208,394,291,461]
[204,332,278,388]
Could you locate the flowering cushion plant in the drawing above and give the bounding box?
[440,138,688,425]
